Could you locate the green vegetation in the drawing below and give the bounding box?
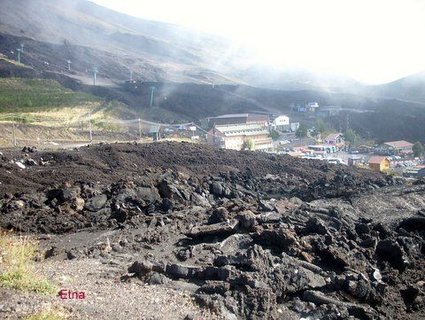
[269,129,280,140]
[0,78,99,113]
[24,307,69,320]
[140,106,185,123]
[245,138,254,150]
[312,118,326,137]
[0,113,54,124]
[0,230,56,294]
[413,141,424,157]
[90,118,122,132]
[295,123,308,139]
[344,128,361,146]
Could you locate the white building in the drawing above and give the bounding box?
[272,115,290,131]
[207,123,273,151]
[307,102,319,112]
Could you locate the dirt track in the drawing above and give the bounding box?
[0,142,424,319]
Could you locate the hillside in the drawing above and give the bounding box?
[367,71,425,104]
[0,0,252,85]
[0,0,362,89]
[0,77,141,146]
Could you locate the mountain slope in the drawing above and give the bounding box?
[0,0,254,84]
[367,71,425,104]
[0,0,363,89]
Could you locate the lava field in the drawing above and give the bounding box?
[1,142,424,319]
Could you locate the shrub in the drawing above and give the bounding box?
[0,230,56,294]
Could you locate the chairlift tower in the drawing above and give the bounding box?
[16,48,22,63]
[92,67,98,86]
[149,86,156,107]
[20,43,24,53]
[67,60,72,71]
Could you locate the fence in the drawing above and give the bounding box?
[0,116,215,149]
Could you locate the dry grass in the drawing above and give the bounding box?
[0,103,109,126]
[23,306,69,320]
[0,230,56,294]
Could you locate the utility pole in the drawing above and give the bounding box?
[16,48,22,63]
[89,121,93,142]
[138,118,142,139]
[346,113,350,131]
[12,123,17,147]
[92,67,98,86]
[149,86,156,107]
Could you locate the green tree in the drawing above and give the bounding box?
[315,118,326,135]
[344,128,360,146]
[245,138,254,151]
[412,141,424,157]
[295,123,308,139]
[269,129,280,141]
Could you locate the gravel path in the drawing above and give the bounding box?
[1,258,221,320]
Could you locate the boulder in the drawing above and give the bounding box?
[236,210,257,230]
[185,219,239,239]
[137,186,161,204]
[85,194,108,212]
[376,239,408,271]
[208,207,229,224]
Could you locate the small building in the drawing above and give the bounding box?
[296,105,306,113]
[324,132,345,150]
[383,140,414,155]
[317,106,342,118]
[149,125,161,141]
[271,115,290,131]
[207,123,273,151]
[348,155,364,166]
[368,156,390,172]
[306,102,319,112]
[290,122,300,132]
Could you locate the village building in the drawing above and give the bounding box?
[150,125,160,141]
[207,123,273,151]
[368,156,390,172]
[295,102,319,113]
[271,115,290,131]
[317,105,342,118]
[348,155,364,166]
[290,122,300,132]
[306,102,319,112]
[324,132,345,150]
[382,140,414,155]
[201,113,268,129]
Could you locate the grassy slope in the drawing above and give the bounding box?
[0,78,98,112]
[0,78,138,126]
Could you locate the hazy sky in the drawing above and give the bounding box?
[91,0,425,84]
